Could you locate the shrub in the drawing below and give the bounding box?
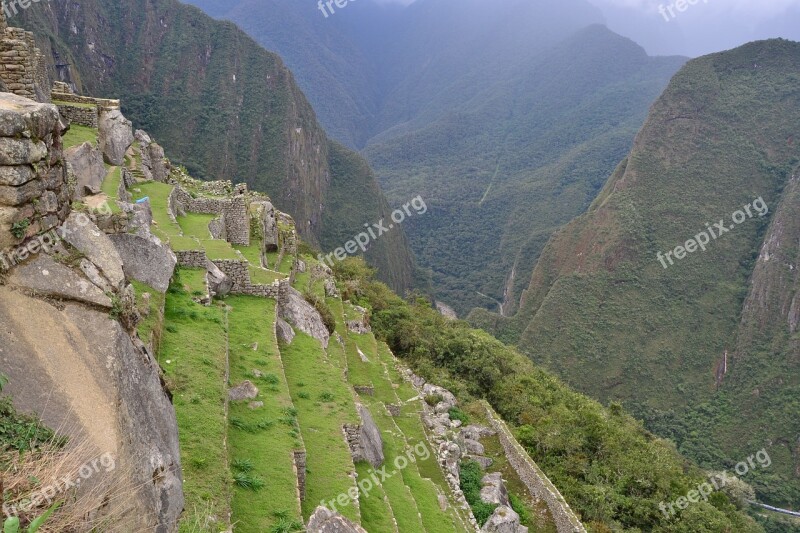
[509,492,531,526]
[303,292,337,334]
[9,219,30,240]
[448,407,469,425]
[460,460,498,525]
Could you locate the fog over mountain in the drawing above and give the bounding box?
[377,0,800,56]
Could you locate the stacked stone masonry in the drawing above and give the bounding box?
[0,10,49,102]
[57,104,98,128]
[482,402,586,533]
[169,186,250,245]
[293,451,307,501]
[0,94,69,257]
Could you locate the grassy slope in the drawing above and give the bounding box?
[158,268,232,532]
[226,296,304,531]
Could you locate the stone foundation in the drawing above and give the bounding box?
[0,13,49,102]
[57,104,98,127]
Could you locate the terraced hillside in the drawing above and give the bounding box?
[106,142,567,532]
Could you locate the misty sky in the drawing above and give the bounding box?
[375,0,800,57]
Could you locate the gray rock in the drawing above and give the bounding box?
[134,129,152,145]
[65,141,106,199]
[0,164,35,187]
[147,142,170,183]
[7,254,112,308]
[61,212,125,289]
[79,258,112,292]
[98,108,134,165]
[347,317,371,334]
[206,260,232,298]
[482,506,524,533]
[461,425,496,441]
[111,233,176,293]
[0,287,184,532]
[307,506,368,533]
[463,438,485,456]
[276,317,295,344]
[324,278,339,298]
[357,404,384,468]
[229,380,259,402]
[0,138,47,166]
[470,455,494,470]
[279,287,330,348]
[0,93,61,139]
[480,472,510,507]
[248,401,264,410]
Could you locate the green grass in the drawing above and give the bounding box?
[130,279,165,349]
[249,266,283,285]
[100,166,122,213]
[130,181,182,240]
[178,213,216,240]
[234,240,263,266]
[158,269,231,532]
[354,461,396,533]
[226,296,304,531]
[280,332,361,523]
[178,214,241,260]
[62,124,98,149]
[53,99,98,109]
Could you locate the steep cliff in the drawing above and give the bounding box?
[14,0,415,293]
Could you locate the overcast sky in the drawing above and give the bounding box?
[374,0,800,57]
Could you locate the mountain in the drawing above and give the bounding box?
[183,0,686,315]
[471,39,800,508]
[14,0,416,292]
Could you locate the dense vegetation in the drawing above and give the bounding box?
[471,39,800,514]
[332,258,764,532]
[17,0,416,293]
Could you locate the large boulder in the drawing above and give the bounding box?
[6,254,112,308]
[229,380,259,402]
[307,506,368,533]
[279,287,330,348]
[61,212,125,289]
[110,233,176,293]
[147,142,170,183]
[482,506,527,533]
[480,472,510,507]
[276,316,295,344]
[206,260,232,298]
[98,108,134,166]
[65,141,106,199]
[357,404,384,468]
[0,287,184,532]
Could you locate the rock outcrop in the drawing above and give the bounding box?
[306,506,368,533]
[206,259,232,298]
[480,472,510,507]
[111,232,177,293]
[98,107,133,165]
[356,404,384,468]
[65,141,106,199]
[0,287,184,532]
[61,212,125,289]
[6,253,113,308]
[482,506,527,533]
[276,316,296,344]
[279,286,330,348]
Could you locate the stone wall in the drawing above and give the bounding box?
[482,402,586,533]
[175,250,207,269]
[0,16,49,102]
[293,451,307,501]
[223,195,249,246]
[0,95,69,257]
[51,90,119,109]
[58,104,98,128]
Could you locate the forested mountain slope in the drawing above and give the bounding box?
[471,39,800,509]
